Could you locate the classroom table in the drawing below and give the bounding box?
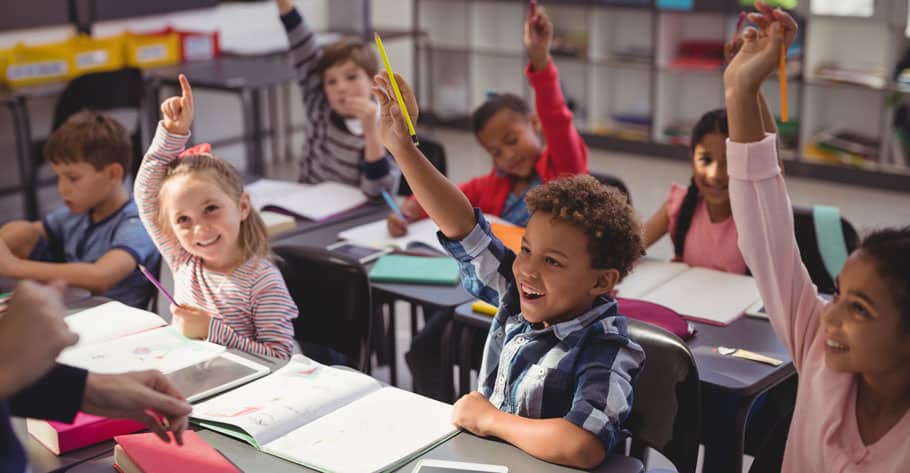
[273,206,476,387]
[144,56,297,176]
[452,302,796,473]
[0,278,92,306]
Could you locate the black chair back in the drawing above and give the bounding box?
[399,134,448,196]
[625,318,700,473]
[273,245,372,372]
[589,171,632,205]
[792,205,859,294]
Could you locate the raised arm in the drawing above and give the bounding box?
[277,0,322,100]
[725,3,823,368]
[524,7,587,176]
[371,73,476,240]
[134,75,194,270]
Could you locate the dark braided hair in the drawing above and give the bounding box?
[858,226,910,332]
[672,109,729,259]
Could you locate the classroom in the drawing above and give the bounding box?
[1,1,908,472]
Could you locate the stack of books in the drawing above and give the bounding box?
[814,63,886,89]
[804,129,880,168]
[593,114,652,142]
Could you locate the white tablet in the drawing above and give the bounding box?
[411,459,508,473]
[166,352,269,402]
[326,241,392,264]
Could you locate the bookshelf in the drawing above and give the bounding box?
[412,0,910,191]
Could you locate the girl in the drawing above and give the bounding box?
[726,3,910,471]
[387,4,588,235]
[135,74,297,360]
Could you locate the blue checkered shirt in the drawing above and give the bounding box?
[439,210,646,450]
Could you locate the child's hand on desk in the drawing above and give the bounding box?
[723,2,797,96]
[371,72,419,156]
[160,74,195,136]
[451,391,500,437]
[386,198,420,237]
[171,304,212,340]
[524,5,553,72]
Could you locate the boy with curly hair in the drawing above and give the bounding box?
[371,73,646,469]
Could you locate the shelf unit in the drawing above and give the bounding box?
[412,0,910,191]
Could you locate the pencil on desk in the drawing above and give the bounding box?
[374,32,419,145]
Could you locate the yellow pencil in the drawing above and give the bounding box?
[779,43,788,123]
[374,32,419,145]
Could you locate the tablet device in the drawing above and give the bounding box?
[411,459,508,473]
[166,352,269,402]
[326,241,392,264]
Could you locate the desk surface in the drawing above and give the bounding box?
[146,56,297,90]
[454,302,795,397]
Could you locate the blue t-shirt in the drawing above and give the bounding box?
[30,199,160,309]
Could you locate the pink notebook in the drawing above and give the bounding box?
[27,412,145,455]
[114,430,240,473]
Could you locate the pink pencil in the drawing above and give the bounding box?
[138,264,179,307]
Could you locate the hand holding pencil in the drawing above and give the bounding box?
[371,71,420,157]
[723,2,797,100]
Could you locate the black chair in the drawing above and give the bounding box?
[590,171,632,205]
[28,68,145,217]
[398,134,448,196]
[273,245,373,372]
[792,205,859,294]
[624,319,701,473]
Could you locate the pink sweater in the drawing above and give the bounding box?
[665,183,747,274]
[728,134,910,472]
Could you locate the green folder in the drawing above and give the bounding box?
[368,254,460,285]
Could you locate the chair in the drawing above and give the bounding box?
[590,171,632,205]
[28,68,144,217]
[398,134,448,196]
[273,244,373,372]
[624,318,701,473]
[792,205,859,294]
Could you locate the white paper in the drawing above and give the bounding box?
[641,267,762,325]
[338,218,446,253]
[263,387,455,473]
[64,301,166,347]
[246,179,368,221]
[191,355,382,446]
[614,260,690,299]
[57,326,225,374]
[811,0,874,17]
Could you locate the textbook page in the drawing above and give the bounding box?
[641,267,762,325]
[614,260,690,299]
[338,218,445,253]
[262,387,456,473]
[57,326,225,374]
[64,301,167,347]
[191,356,381,447]
[246,179,368,221]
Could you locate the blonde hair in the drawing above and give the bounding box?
[157,154,271,262]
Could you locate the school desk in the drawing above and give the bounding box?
[452,302,796,473]
[274,206,475,388]
[0,278,91,306]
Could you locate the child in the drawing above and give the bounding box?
[0,111,159,309]
[372,72,645,469]
[135,75,297,360]
[726,3,910,471]
[276,0,399,197]
[387,4,588,235]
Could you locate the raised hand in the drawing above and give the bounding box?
[724,1,797,96]
[524,5,554,72]
[370,73,419,156]
[161,74,195,135]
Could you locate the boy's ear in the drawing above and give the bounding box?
[239,191,252,220]
[104,163,125,182]
[590,268,620,297]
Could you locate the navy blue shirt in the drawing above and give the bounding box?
[30,199,159,309]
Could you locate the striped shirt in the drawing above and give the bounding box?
[440,210,646,449]
[280,8,399,197]
[135,124,298,359]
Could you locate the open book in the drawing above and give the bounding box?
[338,215,520,255]
[615,260,764,326]
[191,356,457,473]
[246,179,368,221]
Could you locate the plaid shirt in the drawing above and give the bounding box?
[440,210,646,450]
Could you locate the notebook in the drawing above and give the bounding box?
[368,254,461,285]
[191,356,457,473]
[63,301,168,347]
[246,179,368,221]
[113,430,240,473]
[27,413,145,455]
[615,260,763,326]
[338,214,520,255]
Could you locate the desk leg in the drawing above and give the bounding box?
[282,82,293,163]
[9,98,36,219]
[240,88,264,176]
[410,303,419,338]
[439,318,457,403]
[267,85,280,167]
[387,300,398,387]
[700,386,756,473]
[458,323,474,397]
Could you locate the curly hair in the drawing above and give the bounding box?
[526,174,643,278]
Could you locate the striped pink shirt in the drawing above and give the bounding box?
[135,123,297,359]
[729,134,910,473]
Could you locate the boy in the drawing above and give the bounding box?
[276,0,399,197]
[0,110,159,309]
[371,73,645,469]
